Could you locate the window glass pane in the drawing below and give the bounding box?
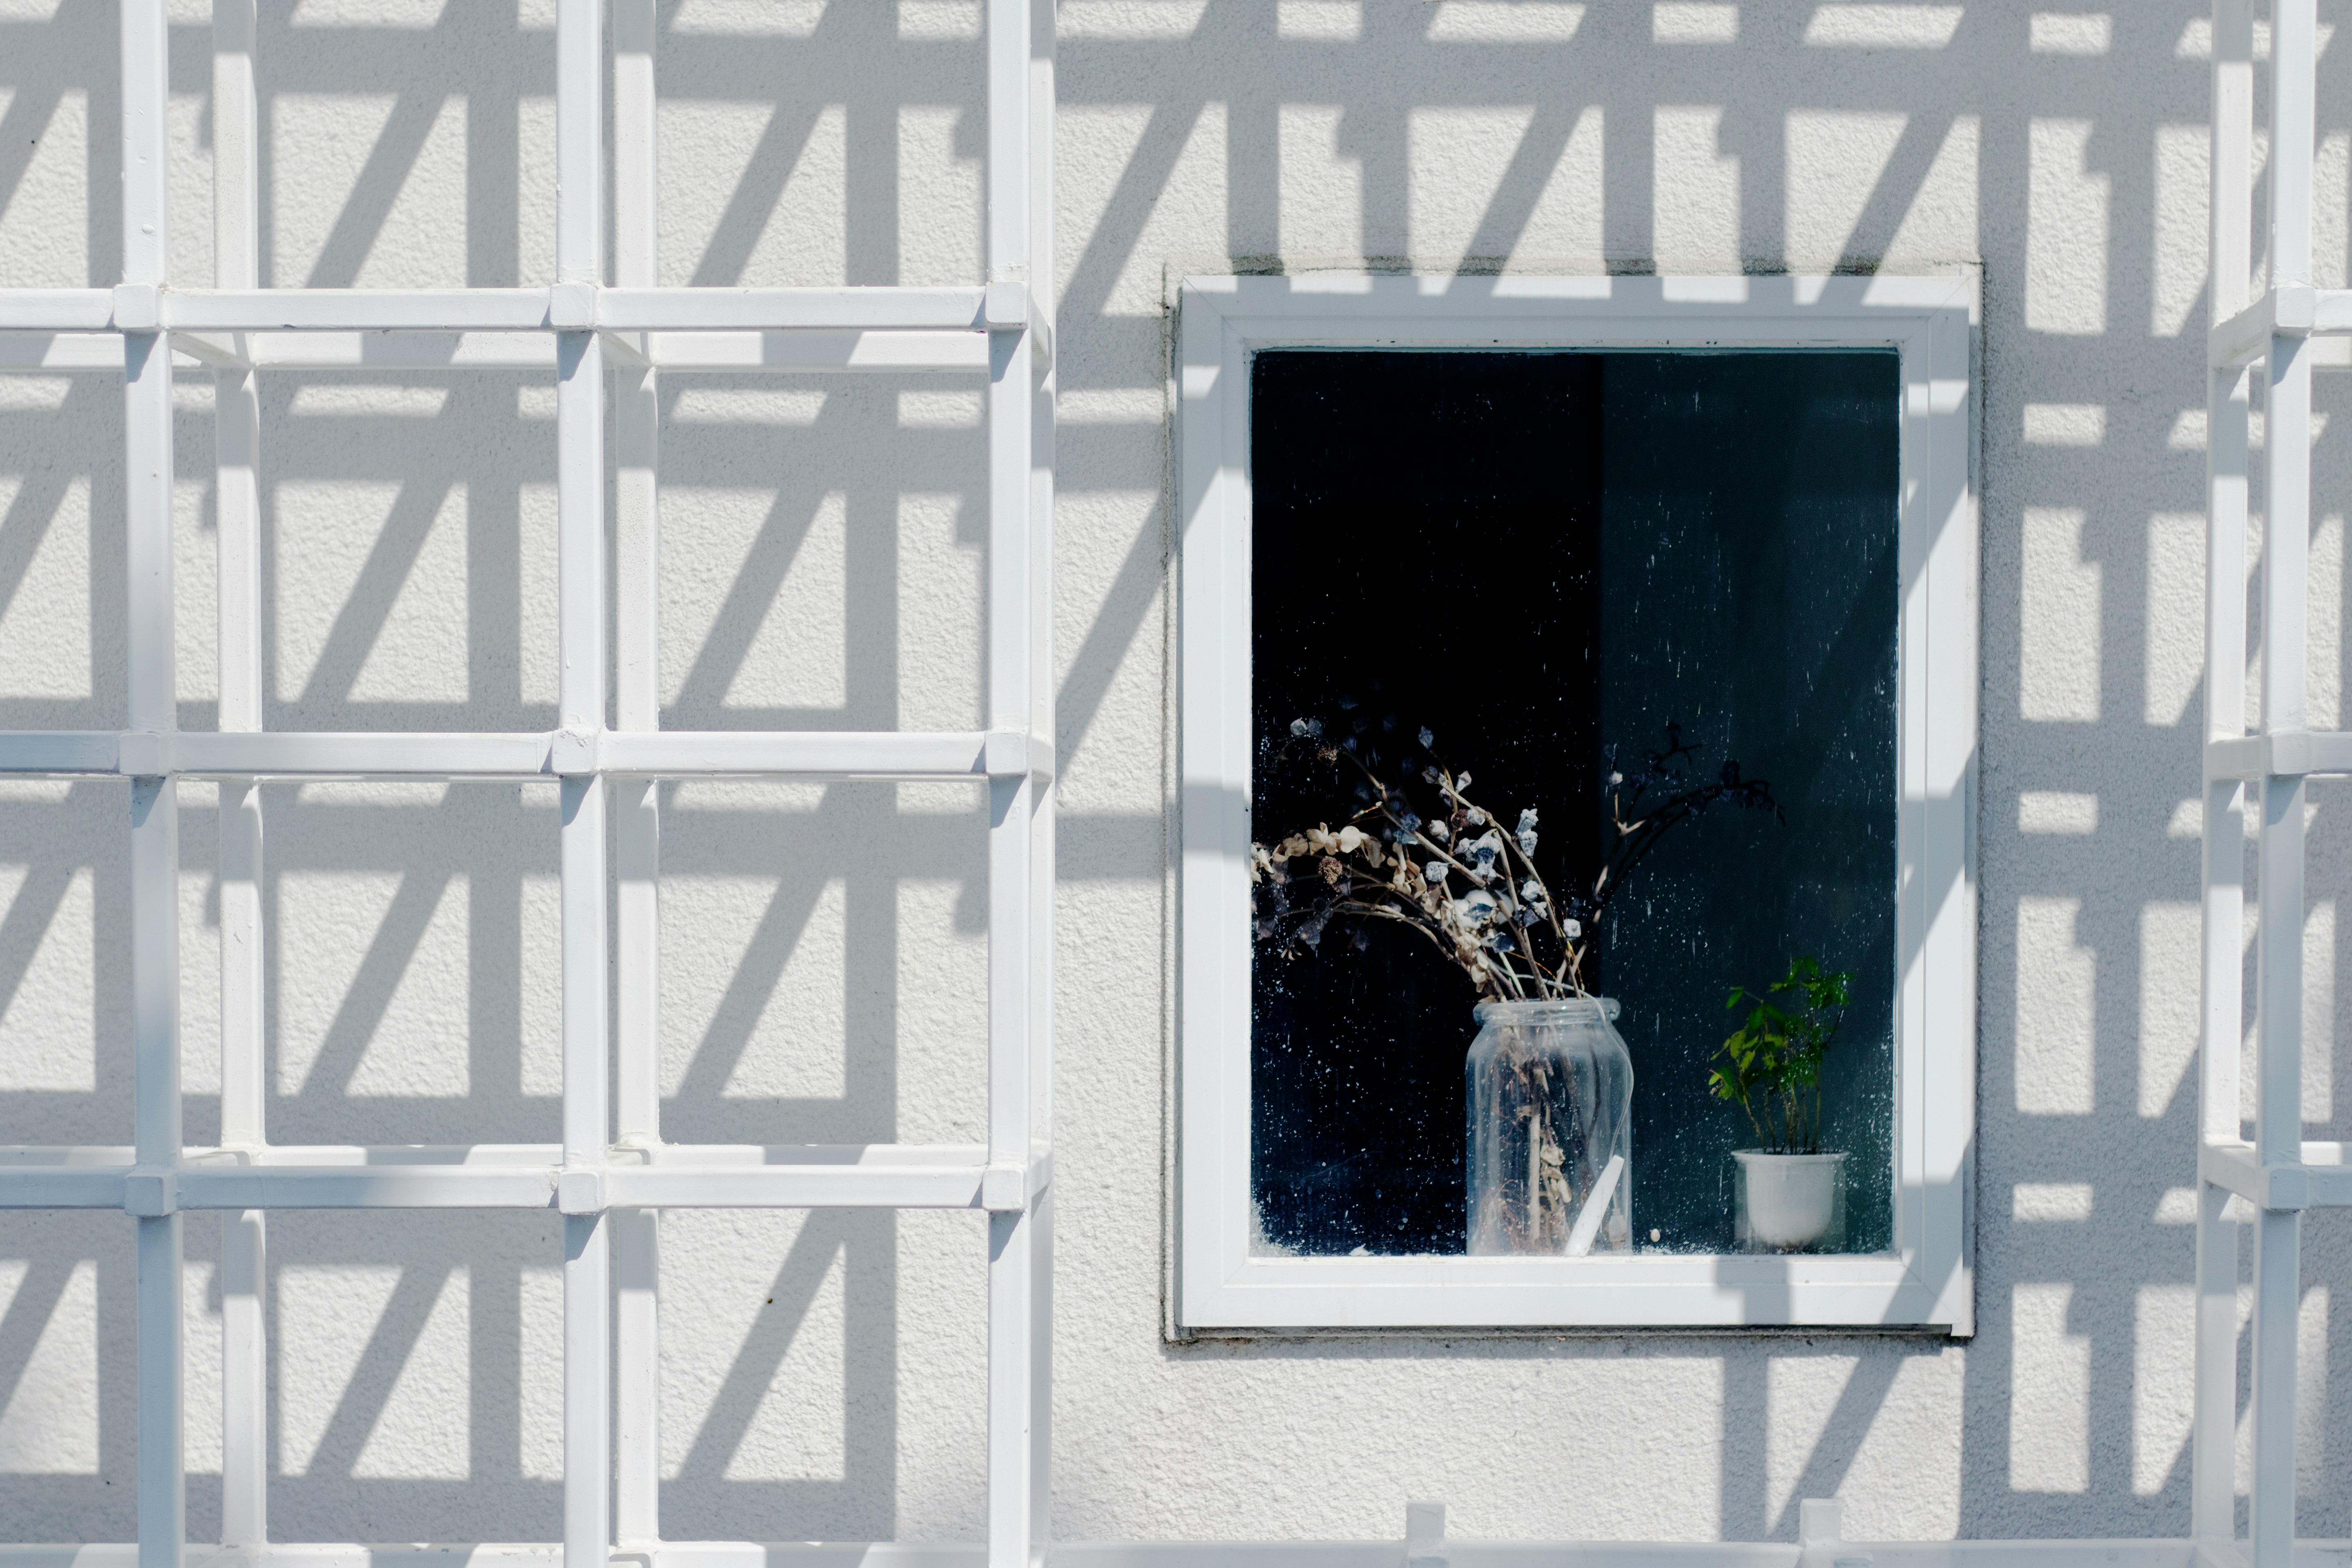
[1249,349,1898,1258]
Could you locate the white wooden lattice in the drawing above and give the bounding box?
[2199,4,2352,1566]
[0,3,1057,1565]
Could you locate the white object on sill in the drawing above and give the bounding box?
[1564,1153,1625,1257]
[1800,1495,1874,1568]
[1798,1497,1845,1568]
[1405,1501,1447,1568]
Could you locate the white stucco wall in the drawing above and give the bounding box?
[0,0,2347,1548]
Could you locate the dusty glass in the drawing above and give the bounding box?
[1250,349,1896,1256]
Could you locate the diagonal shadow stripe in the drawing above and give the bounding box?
[669,483,831,721]
[689,102,825,289]
[299,1263,456,1480]
[675,1210,852,1481]
[287,863,457,1106]
[0,863,75,1038]
[292,470,459,710]
[1450,100,1584,272]
[1058,99,1202,335]
[0,455,75,637]
[1835,113,1956,274]
[1054,508,1163,777]
[1765,1353,1905,1537]
[303,91,453,288]
[0,1258,73,1427]
[669,851,835,1110]
[1036,101,1205,769]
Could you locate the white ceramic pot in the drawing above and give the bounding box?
[1732,1149,1847,1252]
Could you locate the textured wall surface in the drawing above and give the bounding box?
[0,0,2348,1549]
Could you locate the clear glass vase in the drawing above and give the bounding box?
[1465,997,1634,1255]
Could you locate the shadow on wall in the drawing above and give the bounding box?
[0,0,996,1538]
[0,0,2349,1549]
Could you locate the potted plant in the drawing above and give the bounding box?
[1249,717,1781,1256]
[1711,956,1854,1253]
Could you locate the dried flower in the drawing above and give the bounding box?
[1465,830,1504,880]
[1454,889,1498,924]
[1250,717,1778,1004]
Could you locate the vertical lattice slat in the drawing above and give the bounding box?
[556,0,611,1561]
[2248,3,2318,1562]
[211,0,268,1545]
[122,0,183,1560]
[611,0,663,1544]
[1024,0,1058,1543]
[985,1,1046,1564]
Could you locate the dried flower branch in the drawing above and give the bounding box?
[1589,719,1785,929]
[1250,712,1783,1004]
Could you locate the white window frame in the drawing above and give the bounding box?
[1175,273,1978,1332]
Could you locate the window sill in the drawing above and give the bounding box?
[1179,1248,1971,1333]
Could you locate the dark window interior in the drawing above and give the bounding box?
[1249,349,1899,1257]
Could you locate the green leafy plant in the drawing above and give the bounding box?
[1710,955,1852,1155]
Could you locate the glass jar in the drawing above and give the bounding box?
[1465,997,1634,1255]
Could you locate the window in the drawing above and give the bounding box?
[1176,275,1977,1330]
